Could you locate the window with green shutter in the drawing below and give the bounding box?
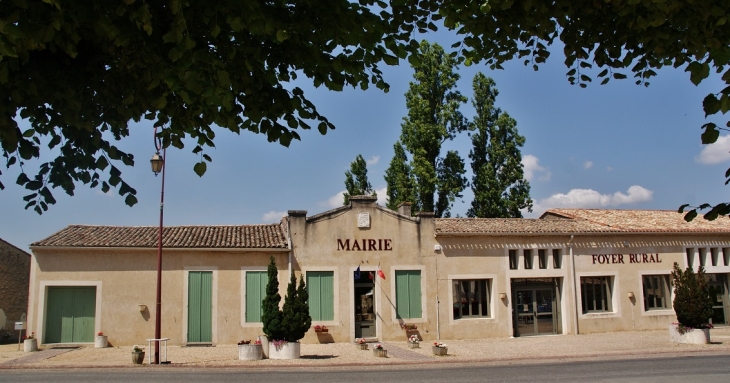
[245,271,268,323]
[307,271,334,321]
[395,270,422,319]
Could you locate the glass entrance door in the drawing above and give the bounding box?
[354,270,376,338]
[708,274,728,326]
[515,288,556,336]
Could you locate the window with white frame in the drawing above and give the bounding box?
[642,274,672,311]
[580,276,613,313]
[452,279,490,319]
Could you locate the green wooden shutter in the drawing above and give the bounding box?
[188,271,213,343]
[396,270,422,319]
[44,287,96,343]
[245,271,268,323]
[307,271,334,321]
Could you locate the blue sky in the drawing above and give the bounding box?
[2,39,729,253]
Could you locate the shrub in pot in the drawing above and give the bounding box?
[670,262,714,343]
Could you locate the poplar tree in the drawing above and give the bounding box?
[467,74,532,218]
[343,154,376,205]
[383,142,414,211]
[391,41,468,218]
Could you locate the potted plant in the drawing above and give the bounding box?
[261,256,312,359]
[432,341,448,356]
[238,339,263,361]
[355,338,368,350]
[407,334,420,349]
[132,345,145,364]
[372,343,387,357]
[669,262,714,344]
[23,332,37,353]
[95,332,108,348]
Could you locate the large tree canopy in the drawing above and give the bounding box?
[2,1,730,217]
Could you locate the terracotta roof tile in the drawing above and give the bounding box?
[31,224,289,249]
[435,218,616,235]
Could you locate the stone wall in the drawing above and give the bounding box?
[0,239,30,330]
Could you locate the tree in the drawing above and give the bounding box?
[467,74,532,218]
[281,270,311,342]
[384,142,415,211]
[0,0,426,213]
[343,154,376,205]
[395,40,468,218]
[5,1,730,218]
[261,256,285,341]
[671,262,714,329]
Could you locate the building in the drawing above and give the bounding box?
[27,196,730,346]
[0,238,31,335]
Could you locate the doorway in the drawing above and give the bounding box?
[187,271,213,343]
[354,270,376,338]
[44,286,96,343]
[707,274,729,326]
[512,278,561,337]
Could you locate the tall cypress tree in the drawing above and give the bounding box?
[343,154,376,205]
[384,142,415,211]
[389,40,468,217]
[467,73,532,218]
[672,262,714,328]
[261,256,285,340]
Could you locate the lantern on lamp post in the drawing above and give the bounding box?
[150,129,166,364]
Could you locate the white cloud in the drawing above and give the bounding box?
[522,154,551,181]
[262,210,287,222]
[322,191,346,209]
[537,185,653,209]
[606,166,613,172]
[375,187,387,206]
[367,155,380,166]
[583,161,593,169]
[696,135,730,164]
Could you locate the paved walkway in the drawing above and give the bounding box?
[1,328,729,370]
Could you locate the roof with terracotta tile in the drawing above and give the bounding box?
[31,224,289,249]
[435,209,730,235]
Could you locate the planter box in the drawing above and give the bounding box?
[95,335,108,348]
[238,344,263,361]
[432,346,448,356]
[372,348,387,357]
[356,343,368,350]
[23,339,37,353]
[132,351,145,364]
[669,324,711,344]
[407,341,420,349]
[269,341,300,360]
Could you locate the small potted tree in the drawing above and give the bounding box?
[669,262,714,344]
[261,256,312,359]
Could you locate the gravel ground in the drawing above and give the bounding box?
[2,328,730,370]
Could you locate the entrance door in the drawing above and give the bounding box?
[45,286,96,343]
[512,278,560,337]
[354,270,376,338]
[708,274,729,326]
[187,271,213,343]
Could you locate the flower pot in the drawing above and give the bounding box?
[407,341,420,349]
[356,343,368,350]
[238,344,263,361]
[315,329,329,334]
[23,339,38,353]
[372,348,387,357]
[95,335,108,348]
[268,341,300,360]
[668,323,711,344]
[258,335,269,359]
[432,346,447,356]
[132,351,145,364]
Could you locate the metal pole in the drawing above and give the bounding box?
[154,147,166,365]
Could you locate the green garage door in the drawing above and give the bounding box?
[188,271,213,343]
[45,287,96,343]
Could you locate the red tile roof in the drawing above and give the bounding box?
[31,224,289,249]
[436,209,730,235]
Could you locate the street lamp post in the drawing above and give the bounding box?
[150,129,166,365]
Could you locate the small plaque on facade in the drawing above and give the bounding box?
[358,213,370,228]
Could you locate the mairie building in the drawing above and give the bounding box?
[27,196,730,346]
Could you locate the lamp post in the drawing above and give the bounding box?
[150,128,166,365]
